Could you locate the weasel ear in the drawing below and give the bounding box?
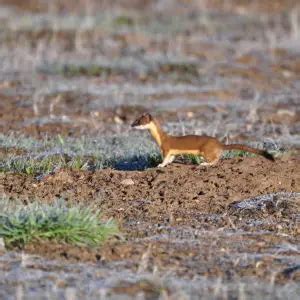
[144,112,153,121]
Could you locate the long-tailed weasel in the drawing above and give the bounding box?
[131,113,274,168]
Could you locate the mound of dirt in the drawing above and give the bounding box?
[2,156,299,223]
[2,156,299,284]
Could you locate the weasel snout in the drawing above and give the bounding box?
[131,120,139,127]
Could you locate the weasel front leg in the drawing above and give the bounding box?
[157,154,175,168]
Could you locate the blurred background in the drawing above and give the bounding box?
[0,0,299,148]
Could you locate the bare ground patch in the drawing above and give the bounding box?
[2,157,298,221]
[1,156,299,287]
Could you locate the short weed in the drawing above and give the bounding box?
[0,155,90,175]
[113,16,135,27]
[148,153,162,167]
[222,150,257,159]
[37,63,124,77]
[158,62,199,82]
[185,154,204,165]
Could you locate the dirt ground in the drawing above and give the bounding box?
[2,156,300,285]
[2,157,299,221]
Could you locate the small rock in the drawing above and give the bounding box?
[277,109,295,117]
[282,70,293,78]
[120,178,135,186]
[0,80,18,89]
[91,111,100,117]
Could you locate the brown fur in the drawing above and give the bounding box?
[132,113,274,167]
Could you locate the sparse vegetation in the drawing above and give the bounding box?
[37,60,201,82]
[0,133,284,173]
[113,15,135,27]
[222,149,257,159]
[0,200,118,248]
[185,154,204,164]
[38,63,125,77]
[0,154,94,175]
[156,62,200,82]
[0,132,161,174]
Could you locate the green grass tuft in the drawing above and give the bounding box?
[222,150,256,159]
[37,63,125,77]
[113,16,135,26]
[148,153,162,167]
[185,154,204,165]
[0,155,92,175]
[0,201,118,248]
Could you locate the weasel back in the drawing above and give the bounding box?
[168,135,220,150]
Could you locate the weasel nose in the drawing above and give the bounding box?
[131,120,137,127]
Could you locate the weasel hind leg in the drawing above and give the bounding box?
[200,159,219,166]
[201,148,222,166]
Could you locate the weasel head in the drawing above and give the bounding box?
[131,113,153,130]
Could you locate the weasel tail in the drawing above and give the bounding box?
[131,113,275,167]
[222,144,275,161]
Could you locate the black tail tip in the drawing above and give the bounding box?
[263,151,275,162]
